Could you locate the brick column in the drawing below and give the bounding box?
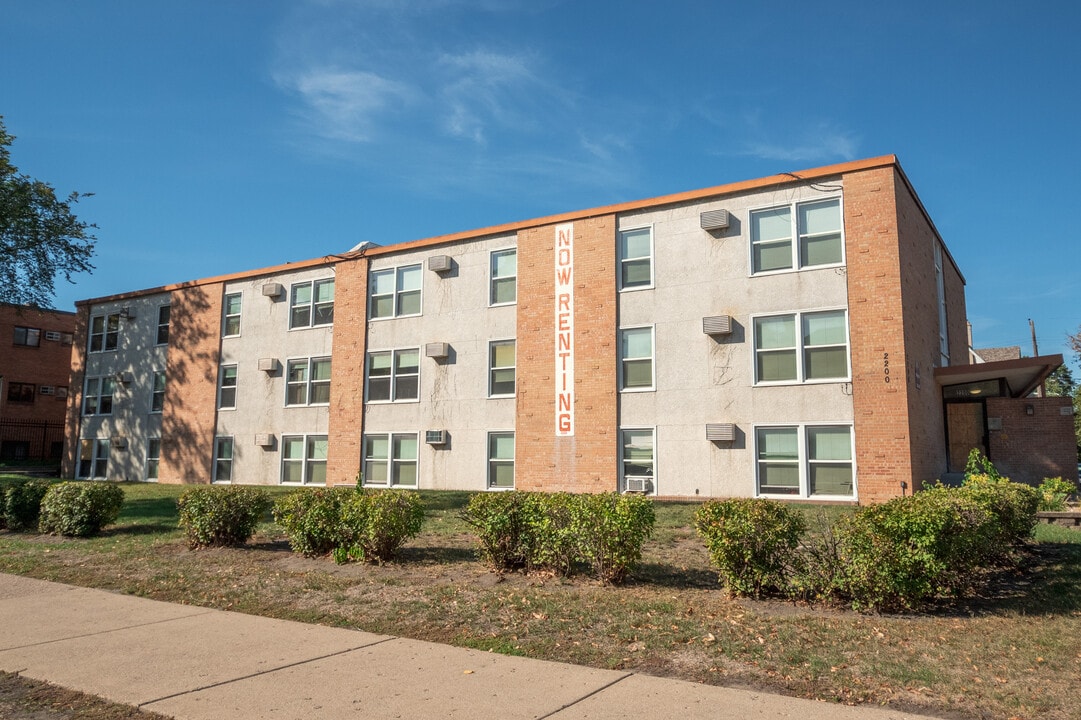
[327,258,369,486]
[61,306,90,479]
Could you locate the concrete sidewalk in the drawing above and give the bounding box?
[0,573,932,720]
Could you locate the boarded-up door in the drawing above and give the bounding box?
[946,402,986,472]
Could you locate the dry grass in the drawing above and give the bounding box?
[1,481,1080,720]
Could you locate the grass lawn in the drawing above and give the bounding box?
[1,478,1079,720]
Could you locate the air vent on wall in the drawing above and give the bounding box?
[111,437,128,450]
[428,255,453,273]
[624,477,650,493]
[705,423,736,442]
[261,282,284,298]
[255,433,275,448]
[115,371,134,384]
[39,385,55,396]
[44,331,62,342]
[702,315,733,335]
[425,429,447,445]
[257,358,280,372]
[56,387,68,398]
[425,342,450,359]
[700,209,730,231]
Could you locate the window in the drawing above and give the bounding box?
[156,305,171,345]
[213,437,234,483]
[13,326,41,347]
[6,382,35,404]
[88,313,121,352]
[82,377,117,415]
[366,349,419,402]
[223,293,242,336]
[619,326,654,391]
[750,198,843,274]
[363,433,418,487]
[286,357,332,406]
[755,425,854,498]
[489,340,516,397]
[289,279,335,329]
[146,438,161,480]
[281,434,328,485]
[490,249,517,305]
[78,439,109,479]
[488,432,515,489]
[218,365,238,409]
[618,227,653,290]
[935,243,949,365]
[620,428,655,494]
[753,310,848,384]
[151,371,166,413]
[370,264,422,319]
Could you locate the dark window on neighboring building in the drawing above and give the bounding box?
[6,382,35,403]
[13,327,41,347]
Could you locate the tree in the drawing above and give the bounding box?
[1045,364,1076,398]
[0,116,95,308]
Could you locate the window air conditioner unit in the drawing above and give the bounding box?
[115,371,134,384]
[257,357,280,372]
[44,331,62,342]
[425,429,448,445]
[700,209,730,231]
[261,282,284,298]
[111,437,128,450]
[428,255,453,273]
[39,385,55,396]
[624,477,649,493]
[706,423,736,442]
[702,315,733,335]
[425,342,450,359]
[56,387,68,398]
[255,433,275,448]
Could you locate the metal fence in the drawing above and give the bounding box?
[0,419,66,461]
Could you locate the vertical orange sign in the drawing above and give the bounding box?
[554,223,574,436]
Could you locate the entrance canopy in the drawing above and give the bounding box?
[934,354,1063,398]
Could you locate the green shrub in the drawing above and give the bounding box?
[0,485,6,529]
[2,478,51,531]
[964,448,1003,482]
[834,487,997,611]
[333,490,424,564]
[571,492,655,584]
[529,492,580,577]
[460,491,539,571]
[694,498,806,598]
[1037,476,1077,512]
[959,476,1039,551]
[176,486,271,549]
[273,487,353,557]
[38,482,124,537]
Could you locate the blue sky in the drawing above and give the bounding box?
[3,1,1079,367]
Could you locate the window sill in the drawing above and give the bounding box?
[749,262,846,279]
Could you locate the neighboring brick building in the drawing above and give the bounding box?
[0,303,77,461]
[60,156,1079,499]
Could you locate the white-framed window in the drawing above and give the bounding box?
[156,305,171,345]
[750,197,843,274]
[366,349,419,403]
[369,264,422,319]
[619,326,654,391]
[223,292,242,337]
[753,310,849,384]
[619,428,655,494]
[13,326,41,347]
[618,226,653,291]
[490,248,517,305]
[213,437,234,483]
[218,364,238,409]
[77,439,109,479]
[82,376,117,415]
[150,371,166,413]
[88,313,121,353]
[487,431,515,489]
[281,434,328,485]
[755,424,854,498]
[286,357,331,406]
[363,433,418,487]
[488,340,516,397]
[935,243,949,366]
[146,438,161,481]
[289,279,335,329]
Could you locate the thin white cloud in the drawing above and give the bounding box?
[275,68,416,142]
[742,124,860,163]
[436,50,548,144]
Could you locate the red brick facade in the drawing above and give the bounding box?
[515,217,618,493]
[986,396,1077,484]
[326,259,369,486]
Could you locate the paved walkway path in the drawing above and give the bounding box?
[0,573,935,719]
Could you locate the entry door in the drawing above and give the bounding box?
[946,402,986,472]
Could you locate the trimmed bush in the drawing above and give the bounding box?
[177,486,271,549]
[834,487,997,611]
[333,490,424,564]
[3,478,51,531]
[570,492,655,585]
[0,485,5,529]
[958,476,1039,552]
[38,482,124,537]
[460,491,539,571]
[529,492,579,577]
[1037,476,1077,512]
[695,498,806,598]
[273,487,353,557]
